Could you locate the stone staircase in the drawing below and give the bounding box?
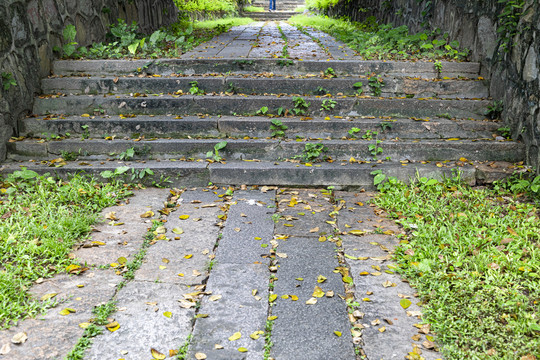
[241,0,305,20]
[6,56,524,188]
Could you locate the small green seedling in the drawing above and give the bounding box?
[353,81,364,95]
[256,106,269,116]
[270,119,288,137]
[206,141,227,161]
[320,99,337,111]
[189,81,205,95]
[292,97,310,116]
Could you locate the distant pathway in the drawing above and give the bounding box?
[182,22,358,60]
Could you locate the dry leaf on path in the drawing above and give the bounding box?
[11,332,27,344]
[0,343,11,355]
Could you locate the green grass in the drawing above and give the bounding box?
[0,169,131,329]
[243,5,265,12]
[193,17,254,31]
[374,174,540,359]
[288,14,469,61]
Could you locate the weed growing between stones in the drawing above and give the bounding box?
[270,119,288,138]
[374,173,540,359]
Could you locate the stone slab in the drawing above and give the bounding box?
[31,95,490,119]
[188,263,269,360]
[342,233,442,360]
[271,236,355,360]
[134,201,221,285]
[215,190,276,265]
[53,59,481,78]
[0,270,121,360]
[75,188,168,266]
[86,281,195,360]
[19,115,220,139]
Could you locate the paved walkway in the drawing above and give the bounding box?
[0,187,442,360]
[182,22,358,60]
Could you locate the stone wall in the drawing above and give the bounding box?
[0,0,177,162]
[328,0,540,169]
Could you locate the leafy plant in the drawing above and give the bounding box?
[1,72,17,91]
[497,0,525,52]
[320,99,337,111]
[498,126,512,139]
[256,106,269,116]
[368,73,385,96]
[100,166,131,184]
[379,122,394,131]
[62,24,78,57]
[485,100,504,120]
[434,60,443,77]
[493,172,540,200]
[277,107,287,117]
[369,140,383,157]
[323,67,336,77]
[348,127,361,138]
[270,119,288,137]
[315,86,329,95]
[299,142,328,162]
[81,125,90,140]
[292,97,310,115]
[277,59,294,67]
[189,81,205,95]
[353,81,364,95]
[130,168,154,181]
[118,147,135,161]
[206,141,227,161]
[362,130,378,140]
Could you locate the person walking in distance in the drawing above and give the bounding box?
[269,0,276,11]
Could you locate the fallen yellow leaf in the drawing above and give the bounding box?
[151,348,166,360]
[59,308,76,316]
[313,286,325,298]
[228,332,241,341]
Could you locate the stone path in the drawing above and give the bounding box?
[182,22,356,60]
[0,187,442,360]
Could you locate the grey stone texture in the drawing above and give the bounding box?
[328,0,540,171]
[86,281,195,360]
[0,270,122,359]
[0,0,177,161]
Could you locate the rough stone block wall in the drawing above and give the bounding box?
[328,0,540,170]
[0,0,177,162]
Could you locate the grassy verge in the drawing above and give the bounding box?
[374,174,540,359]
[243,6,265,12]
[0,169,131,329]
[288,14,469,61]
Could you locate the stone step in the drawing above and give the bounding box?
[8,138,523,163]
[0,159,516,188]
[41,75,488,99]
[244,12,298,20]
[32,95,490,119]
[19,114,501,140]
[52,59,481,78]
